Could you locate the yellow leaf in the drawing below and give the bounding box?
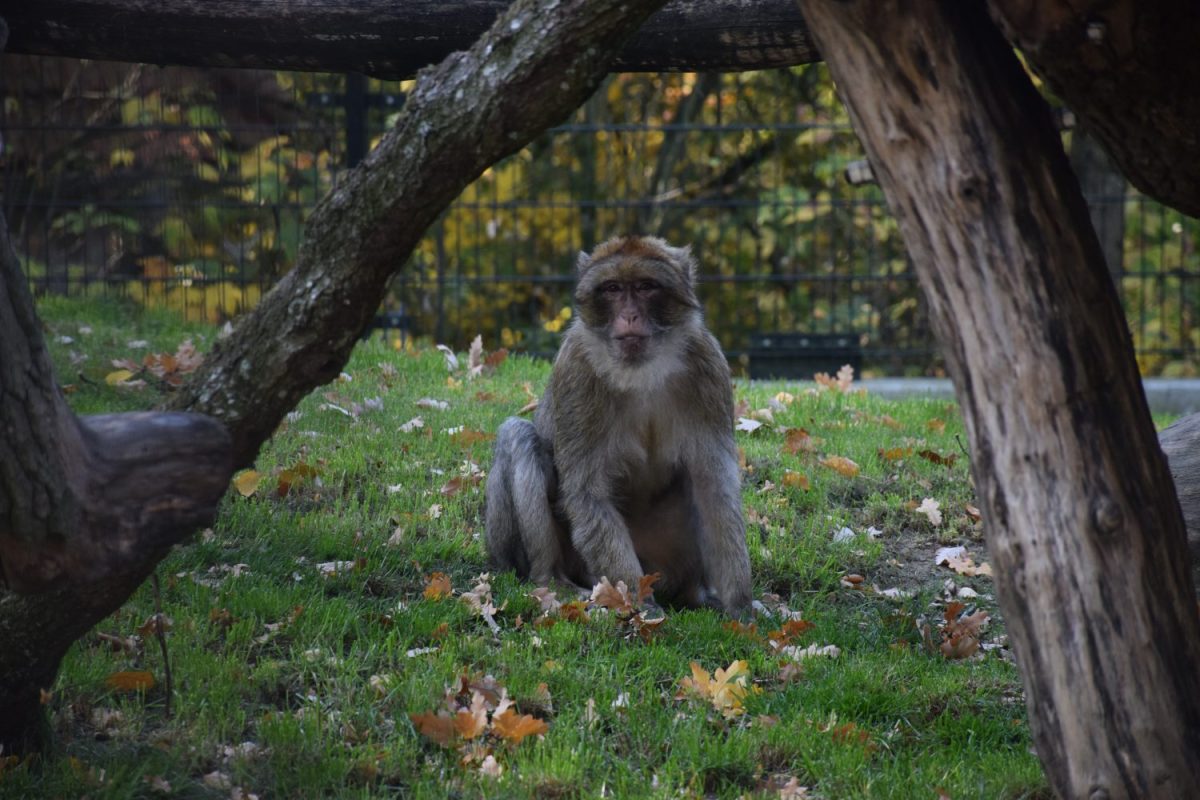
[232,470,261,497]
[423,572,453,600]
[105,670,155,692]
[105,369,135,386]
[819,455,860,478]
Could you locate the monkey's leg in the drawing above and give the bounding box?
[485,418,574,585]
[687,450,753,614]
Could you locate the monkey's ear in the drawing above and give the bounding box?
[575,250,593,274]
[674,244,699,285]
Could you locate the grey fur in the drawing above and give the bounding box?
[485,236,752,613]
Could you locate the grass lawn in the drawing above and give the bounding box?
[0,297,1050,799]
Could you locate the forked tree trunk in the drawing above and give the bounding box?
[0,0,671,753]
[795,0,1200,796]
[0,212,233,751]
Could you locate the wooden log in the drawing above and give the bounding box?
[795,0,1200,796]
[0,0,817,78]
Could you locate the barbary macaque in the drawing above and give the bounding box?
[485,236,751,614]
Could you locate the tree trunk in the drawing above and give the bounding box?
[0,210,233,751]
[988,1,1200,219]
[0,0,670,752]
[795,1,1200,797]
[1,0,817,79]
[1160,413,1200,560]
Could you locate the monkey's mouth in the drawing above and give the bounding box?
[614,334,650,361]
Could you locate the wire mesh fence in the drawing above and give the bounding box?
[2,56,1197,377]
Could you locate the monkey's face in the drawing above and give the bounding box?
[575,253,699,366]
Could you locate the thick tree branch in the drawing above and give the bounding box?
[0,0,817,79]
[988,1,1200,218]
[166,0,671,467]
[797,0,1200,796]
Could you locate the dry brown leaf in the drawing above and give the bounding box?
[105,670,155,692]
[450,428,495,448]
[782,427,815,455]
[423,572,453,600]
[964,504,982,522]
[491,708,549,743]
[926,419,947,434]
[590,577,632,611]
[918,449,958,467]
[636,573,661,605]
[409,711,456,747]
[782,470,810,490]
[819,455,860,478]
[877,446,913,462]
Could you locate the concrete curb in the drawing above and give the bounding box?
[859,378,1200,416]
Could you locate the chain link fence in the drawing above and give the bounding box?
[3,56,1197,377]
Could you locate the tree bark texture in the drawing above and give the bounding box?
[164,0,671,468]
[0,0,817,80]
[795,1,1200,797]
[988,1,1200,218]
[0,207,232,750]
[1160,413,1200,561]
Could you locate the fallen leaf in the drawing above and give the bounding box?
[736,417,764,434]
[819,455,860,478]
[105,670,155,692]
[781,470,809,490]
[104,369,135,385]
[926,419,947,434]
[964,504,982,522]
[877,446,913,462]
[409,711,456,747]
[918,449,958,467]
[491,708,549,743]
[424,572,453,600]
[915,497,943,526]
[233,470,261,497]
[783,427,815,455]
[450,428,494,448]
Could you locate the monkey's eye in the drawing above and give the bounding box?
[599,282,622,294]
[635,280,661,293]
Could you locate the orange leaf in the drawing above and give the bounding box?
[491,709,548,743]
[423,572,453,600]
[926,419,947,434]
[964,504,982,522]
[782,428,815,455]
[781,470,809,490]
[408,711,456,747]
[484,349,509,369]
[105,670,155,692]
[877,446,912,462]
[818,455,860,478]
[453,707,488,740]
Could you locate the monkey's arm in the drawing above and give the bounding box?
[683,340,752,613]
[686,434,752,613]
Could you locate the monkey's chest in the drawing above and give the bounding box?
[609,415,685,501]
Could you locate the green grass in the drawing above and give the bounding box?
[0,299,1049,799]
